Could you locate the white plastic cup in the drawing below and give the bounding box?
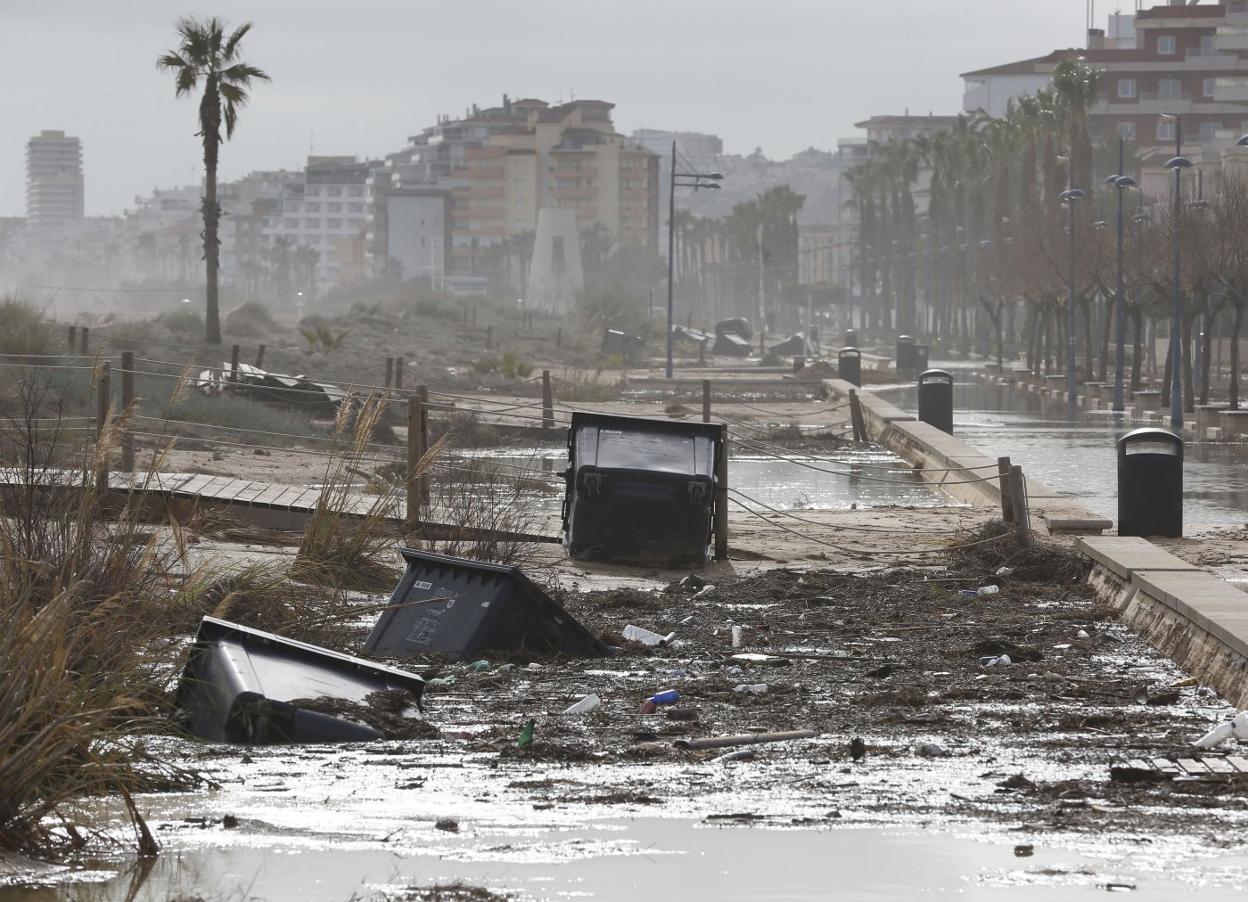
[563,693,601,715]
[731,625,743,648]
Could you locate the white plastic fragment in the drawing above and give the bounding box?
[623,625,670,647]
[563,694,601,715]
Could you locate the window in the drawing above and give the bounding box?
[1118,78,1137,99]
[348,203,364,213]
[1158,78,1182,100]
[327,186,342,197]
[305,218,320,229]
[348,186,364,197]
[328,218,342,230]
[1118,122,1136,141]
[1201,34,1217,53]
[306,187,320,197]
[283,218,297,229]
[305,202,320,213]
[1204,78,1218,98]
[327,202,342,213]
[1157,120,1176,142]
[1158,34,1177,54]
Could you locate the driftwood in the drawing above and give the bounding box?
[673,729,818,751]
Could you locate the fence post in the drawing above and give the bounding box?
[714,424,729,561]
[95,361,111,491]
[254,343,267,369]
[542,370,554,432]
[384,357,394,390]
[405,396,422,530]
[395,356,405,390]
[997,455,1014,523]
[67,324,77,351]
[1008,465,1031,547]
[759,328,765,357]
[849,389,868,443]
[80,326,89,356]
[417,384,430,504]
[121,351,135,473]
[702,380,711,423]
[229,344,240,382]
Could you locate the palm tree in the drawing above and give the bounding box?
[158,17,269,345]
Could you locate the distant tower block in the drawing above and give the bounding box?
[528,208,583,315]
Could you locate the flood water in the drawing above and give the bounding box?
[468,447,954,514]
[6,818,1247,901]
[884,381,1248,531]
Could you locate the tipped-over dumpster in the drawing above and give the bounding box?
[175,617,426,744]
[562,412,723,566]
[365,548,609,659]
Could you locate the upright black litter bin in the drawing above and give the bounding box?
[918,369,954,434]
[365,549,608,659]
[896,335,915,374]
[838,347,862,387]
[843,328,857,347]
[563,412,721,566]
[1118,428,1183,538]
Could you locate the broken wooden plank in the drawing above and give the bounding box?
[1203,756,1236,775]
[1123,758,1153,772]
[1176,758,1211,775]
[1151,757,1182,775]
[1226,755,1248,774]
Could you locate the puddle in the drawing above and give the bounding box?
[5,819,1246,901]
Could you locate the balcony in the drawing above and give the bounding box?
[1140,90,1192,102]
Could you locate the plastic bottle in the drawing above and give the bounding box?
[650,689,680,705]
[517,718,535,748]
[733,683,768,695]
[977,585,1000,597]
[563,694,600,715]
[468,660,491,672]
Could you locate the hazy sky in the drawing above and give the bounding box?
[2,0,1097,217]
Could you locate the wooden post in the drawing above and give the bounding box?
[405,396,422,529]
[997,455,1014,523]
[384,357,394,389]
[702,379,711,423]
[849,389,868,443]
[80,326,89,356]
[67,324,77,351]
[486,325,493,349]
[95,361,111,490]
[395,356,404,390]
[254,343,267,369]
[759,328,766,357]
[1008,465,1031,547]
[714,425,729,561]
[230,344,240,382]
[541,370,554,432]
[556,327,563,347]
[120,351,135,473]
[417,384,430,504]
[699,340,706,366]
[471,307,477,326]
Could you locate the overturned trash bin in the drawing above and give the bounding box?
[365,548,609,659]
[768,333,810,358]
[175,617,425,744]
[712,330,752,357]
[601,329,645,356]
[1118,427,1183,538]
[563,412,722,566]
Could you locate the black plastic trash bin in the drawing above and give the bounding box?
[838,347,862,387]
[1118,428,1183,538]
[365,549,609,659]
[563,412,722,566]
[918,369,954,434]
[175,617,426,744]
[843,328,857,347]
[896,335,915,374]
[602,329,644,356]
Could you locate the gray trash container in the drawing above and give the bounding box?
[896,335,915,375]
[1118,427,1183,538]
[843,328,857,348]
[918,369,954,434]
[838,347,862,387]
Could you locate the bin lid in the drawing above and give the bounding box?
[571,412,720,478]
[839,346,861,356]
[1119,426,1183,454]
[919,368,953,384]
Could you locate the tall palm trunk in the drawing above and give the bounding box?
[201,78,222,345]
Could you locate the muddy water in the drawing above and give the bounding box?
[885,381,1248,531]
[6,819,1247,901]
[469,448,955,513]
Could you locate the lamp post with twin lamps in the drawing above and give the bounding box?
[666,143,723,379]
[1161,114,1192,431]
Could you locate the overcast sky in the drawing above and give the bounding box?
[2,0,1097,217]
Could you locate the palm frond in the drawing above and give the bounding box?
[222,22,253,61]
[220,63,270,86]
[174,66,198,98]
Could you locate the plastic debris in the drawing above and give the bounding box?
[1076,629,1090,639]
[650,689,681,705]
[525,662,542,672]
[1193,711,1248,749]
[639,700,658,715]
[977,585,1000,597]
[980,654,1012,667]
[517,718,535,748]
[917,742,947,758]
[995,567,1015,577]
[622,624,674,647]
[674,729,817,751]
[468,660,491,672]
[731,625,744,648]
[563,694,601,715]
[733,683,769,695]
[426,676,457,688]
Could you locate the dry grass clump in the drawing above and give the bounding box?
[0,379,200,856]
[292,393,433,591]
[946,519,1090,584]
[0,297,54,357]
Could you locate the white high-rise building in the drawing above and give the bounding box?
[26,130,84,228]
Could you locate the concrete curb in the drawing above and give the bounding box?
[1078,536,1248,709]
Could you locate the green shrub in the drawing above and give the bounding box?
[0,298,53,356]
[154,306,205,339]
[224,301,276,335]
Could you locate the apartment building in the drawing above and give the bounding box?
[26,130,84,229]
[962,2,1248,156]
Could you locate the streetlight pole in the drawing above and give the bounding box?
[1163,116,1192,432]
[665,141,723,379]
[1108,137,1136,413]
[1060,185,1086,419]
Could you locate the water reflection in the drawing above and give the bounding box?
[886,381,1248,529]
